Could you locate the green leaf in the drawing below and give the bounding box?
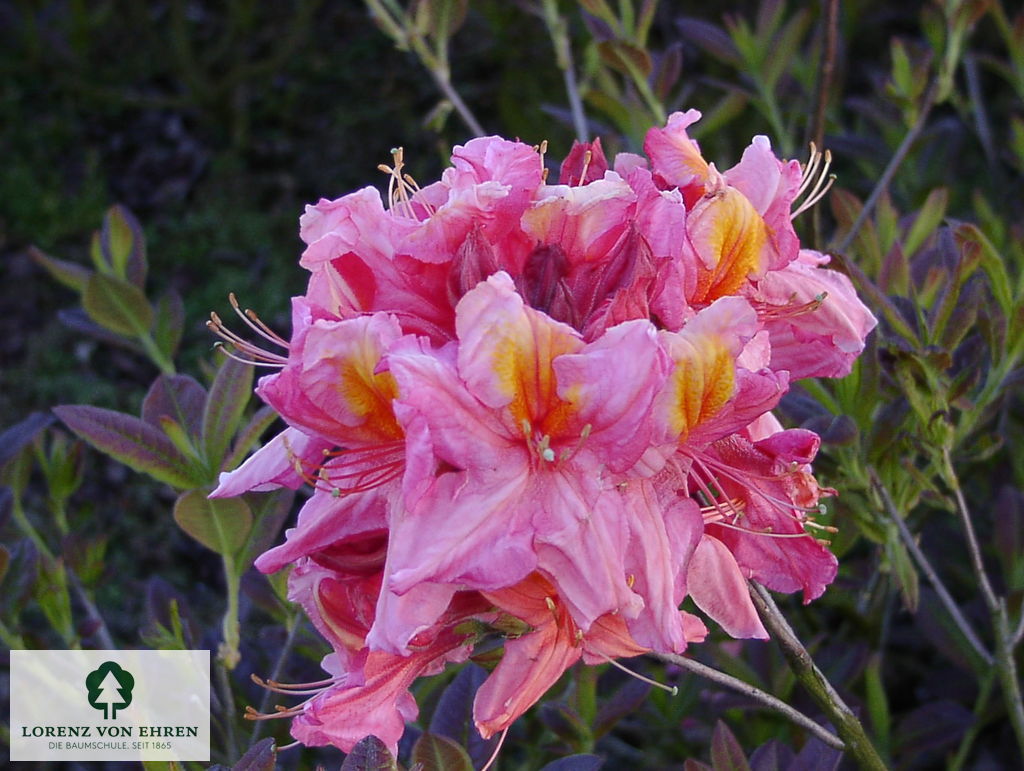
[83,272,154,339]
[173,489,253,557]
[202,355,255,469]
[239,489,295,567]
[101,205,147,285]
[54,405,200,489]
[30,246,92,293]
[710,721,751,771]
[865,655,891,755]
[889,533,920,612]
[223,405,279,472]
[142,375,207,438]
[597,40,653,78]
[410,733,474,771]
[903,188,948,258]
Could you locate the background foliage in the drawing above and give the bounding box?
[2,0,1024,768]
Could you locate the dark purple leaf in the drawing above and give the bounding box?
[203,354,255,467]
[0,412,54,467]
[57,308,145,352]
[54,404,199,489]
[0,543,9,585]
[594,677,650,738]
[0,539,40,615]
[994,486,1024,590]
[430,663,498,766]
[676,18,740,64]
[787,734,841,771]
[144,577,200,648]
[710,721,750,771]
[893,700,973,763]
[410,732,474,771]
[540,755,604,771]
[748,740,794,771]
[0,486,11,531]
[142,375,207,437]
[683,761,713,771]
[230,737,276,771]
[340,735,398,771]
[539,702,590,746]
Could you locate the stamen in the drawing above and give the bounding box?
[480,727,510,771]
[595,652,678,695]
[578,149,592,186]
[207,299,289,367]
[558,423,592,464]
[792,144,835,219]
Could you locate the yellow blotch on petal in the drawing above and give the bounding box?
[335,344,403,441]
[690,188,767,304]
[490,315,580,433]
[667,339,735,440]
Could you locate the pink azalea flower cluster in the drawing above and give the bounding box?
[212,110,876,753]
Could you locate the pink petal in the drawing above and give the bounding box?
[687,535,769,639]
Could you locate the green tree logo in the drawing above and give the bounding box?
[85,661,134,719]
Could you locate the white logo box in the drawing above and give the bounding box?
[10,649,210,762]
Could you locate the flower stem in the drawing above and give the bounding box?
[831,79,939,255]
[540,0,588,143]
[748,582,888,771]
[869,467,992,666]
[653,652,845,751]
[940,448,1024,763]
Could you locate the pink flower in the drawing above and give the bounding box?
[376,272,677,650]
[473,573,707,739]
[745,250,878,379]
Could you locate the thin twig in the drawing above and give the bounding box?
[653,652,845,750]
[430,68,486,137]
[832,80,940,255]
[216,661,240,760]
[869,468,992,666]
[68,571,116,650]
[810,0,839,152]
[941,448,1024,762]
[749,583,888,771]
[251,613,304,743]
[540,0,588,143]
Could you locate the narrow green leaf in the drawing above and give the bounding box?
[903,188,948,258]
[83,272,154,339]
[410,733,474,771]
[889,533,920,612]
[223,405,279,472]
[30,246,92,293]
[54,405,199,489]
[173,489,252,557]
[239,489,295,567]
[102,204,146,285]
[865,655,891,755]
[202,355,255,468]
[597,40,653,78]
[152,289,186,361]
